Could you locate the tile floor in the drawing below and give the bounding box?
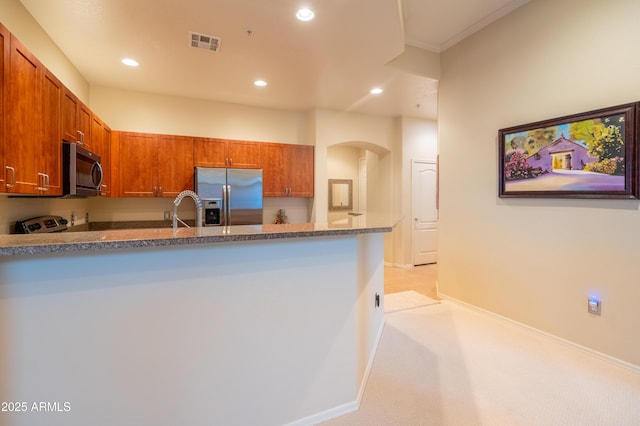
[384,264,439,300]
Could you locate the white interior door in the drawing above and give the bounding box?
[412,160,438,265]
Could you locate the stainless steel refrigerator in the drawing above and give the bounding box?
[194,167,263,226]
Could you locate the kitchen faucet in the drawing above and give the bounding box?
[173,190,203,231]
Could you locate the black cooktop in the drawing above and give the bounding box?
[14,215,69,234]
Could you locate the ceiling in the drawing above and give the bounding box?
[20,0,528,121]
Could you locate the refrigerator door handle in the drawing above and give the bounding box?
[227,184,231,224]
[222,184,228,226]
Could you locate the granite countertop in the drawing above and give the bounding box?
[0,216,394,257]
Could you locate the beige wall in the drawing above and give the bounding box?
[0,0,88,100]
[90,86,308,144]
[438,0,640,367]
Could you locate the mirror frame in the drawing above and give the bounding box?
[328,179,353,211]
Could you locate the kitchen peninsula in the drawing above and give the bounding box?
[0,218,391,426]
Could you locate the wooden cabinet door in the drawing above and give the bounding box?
[194,137,227,168]
[91,114,111,196]
[262,143,314,197]
[61,88,80,143]
[118,132,157,197]
[262,143,288,196]
[61,88,91,146]
[287,145,314,197]
[39,69,63,195]
[0,23,8,192]
[78,101,92,148]
[157,135,193,197]
[90,114,103,154]
[97,122,112,197]
[4,34,41,194]
[194,138,261,169]
[227,140,261,168]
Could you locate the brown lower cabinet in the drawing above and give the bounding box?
[114,131,193,197]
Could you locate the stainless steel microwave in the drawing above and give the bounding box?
[62,141,103,197]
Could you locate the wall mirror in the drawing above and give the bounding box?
[328,179,353,211]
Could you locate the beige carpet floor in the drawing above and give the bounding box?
[321,292,640,426]
[384,290,441,314]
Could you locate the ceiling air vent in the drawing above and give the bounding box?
[189,32,221,52]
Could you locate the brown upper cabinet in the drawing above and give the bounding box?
[194,138,261,169]
[116,131,194,197]
[62,88,92,148]
[262,143,314,197]
[39,69,63,195]
[0,23,8,192]
[0,25,111,197]
[101,124,112,197]
[3,33,62,195]
[91,114,112,197]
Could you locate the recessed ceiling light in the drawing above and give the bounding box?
[296,8,315,21]
[121,58,139,67]
[370,88,383,95]
[254,80,267,87]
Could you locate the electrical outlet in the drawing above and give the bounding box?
[70,211,76,226]
[588,296,601,315]
[164,211,171,220]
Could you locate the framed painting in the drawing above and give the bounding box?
[498,102,639,198]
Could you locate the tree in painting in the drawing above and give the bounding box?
[570,114,625,175]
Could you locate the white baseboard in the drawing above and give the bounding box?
[284,319,386,426]
[439,293,640,375]
[383,261,414,269]
[357,318,385,403]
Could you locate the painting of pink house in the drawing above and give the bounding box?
[498,102,639,199]
[526,135,595,172]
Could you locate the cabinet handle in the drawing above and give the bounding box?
[159,186,163,196]
[44,173,50,190]
[5,166,15,188]
[77,130,84,144]
[37,172,46,191]
[153,186,157,196]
